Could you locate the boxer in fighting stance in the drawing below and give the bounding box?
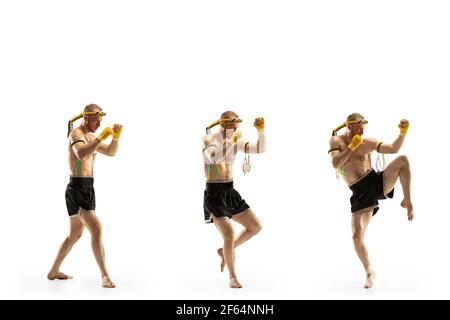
[47,104,122,288]
[202,111,266,289]
[328,113,414,289]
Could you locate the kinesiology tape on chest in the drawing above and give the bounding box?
[203,118,243,178]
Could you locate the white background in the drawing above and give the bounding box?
[0,0,448,300]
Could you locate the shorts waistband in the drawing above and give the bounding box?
[206,180,234,191]
[349,169,374,187]
[69,176,94,188]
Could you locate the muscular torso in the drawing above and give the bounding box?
[204,163,234,181]
[203,132,242,182]
[333,136,377,185]
[68,129,96,177]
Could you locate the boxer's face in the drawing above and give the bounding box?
[85,113,103,133]
[347,119,367,136]
[220,117,242,133]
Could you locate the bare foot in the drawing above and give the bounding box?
[102,276,116,288]
[47,271,73,280]
[401,199,415,221]
[218,248,226,272]
[364,272,376,289]
[229,277,243,289]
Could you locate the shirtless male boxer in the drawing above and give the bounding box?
[202,111,266,288]
[328,113,414,289]
[47,104,122,288]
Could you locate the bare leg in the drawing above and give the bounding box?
[232,209,262,248]
[217,209,262,274]
[217,248,228,273]
[352,210,376,289]
[48,216,84,280]
[383,155,414,221]
[214,216,242,288]
[79,210,115,288]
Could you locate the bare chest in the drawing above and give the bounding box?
[346,144,372,165]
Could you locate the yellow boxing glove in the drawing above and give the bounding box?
[96,127,113,142]
[348,134,363,152]
[254,117,265,132]
[232,130,243,144]
[112,124,122,139]
[399,121,409,136]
